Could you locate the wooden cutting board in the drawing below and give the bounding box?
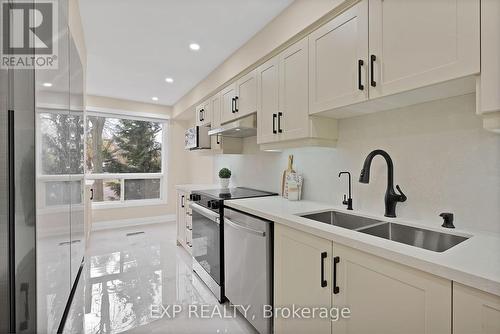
[281,155,295,197]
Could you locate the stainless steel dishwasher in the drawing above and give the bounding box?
[224,207,272,334]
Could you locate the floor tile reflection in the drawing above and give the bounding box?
[66,221,256,334]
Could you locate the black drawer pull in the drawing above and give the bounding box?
[333,256,340,294]
[272,114,277,134]
[231,97,235,113]
[358,59,364,91]
[321,252,327,288]
[234,96,239,112]
[370,54,377,87]
[278,112,283,133]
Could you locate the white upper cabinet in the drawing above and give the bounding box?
[477,0,500,133]
[210,92,222,128]
[369,0,480,99]
[257,37,338,147]
[210,92,222,150]
[195,99,211,126]
[221,70,258,124]
[257,56,280,144]
[279,37,310,142]
[220,82,237,124]
[309,0,368,114]
[235,69,258,119]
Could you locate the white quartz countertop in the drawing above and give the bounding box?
[175,184,219,192]
[225,196,500,296]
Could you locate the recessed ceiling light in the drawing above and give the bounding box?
[151,97,159,101]
[189,43,200,51]
[165,77,174,83]
[235,128,241,131]
[42,82,52,87]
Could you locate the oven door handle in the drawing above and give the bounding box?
[225,218,265,237]
[190,202,220,224]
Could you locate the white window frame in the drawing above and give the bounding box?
[84,107,169,209]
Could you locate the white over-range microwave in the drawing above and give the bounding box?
[185,126,211,150]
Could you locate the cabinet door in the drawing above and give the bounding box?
[257,56,280,144]
[220,83,236,123]
[369,0,480,99]
[195,99,211,126]
[195,103,204,126]
[279,37,310,141]
[332,243,451,334]
[274,224,332,334]
[454,283,500,334]
[309,0,368,114]
[210,92,221,128]
[176,191,186,247]
[235,69,257,118]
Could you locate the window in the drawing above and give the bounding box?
[85,112,167,206]
[37,110,85,210]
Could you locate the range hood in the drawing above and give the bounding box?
[208,114,257,138]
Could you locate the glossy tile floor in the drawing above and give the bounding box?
[64,222,257,334]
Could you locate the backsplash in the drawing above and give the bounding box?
[214,94,500,233]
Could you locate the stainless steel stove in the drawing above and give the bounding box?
[189,187,277,302]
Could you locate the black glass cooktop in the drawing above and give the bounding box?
[196,187,277,200]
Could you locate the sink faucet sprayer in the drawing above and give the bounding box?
[359,149,407,218]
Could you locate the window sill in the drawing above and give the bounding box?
[91,199,168,210]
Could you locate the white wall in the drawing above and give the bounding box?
[214,94,500,233]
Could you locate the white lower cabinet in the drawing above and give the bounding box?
[274,223,332,334]
[176,190,192,254]
[274,224,452,334]
[333,243,451,334]
[453,283,500,334]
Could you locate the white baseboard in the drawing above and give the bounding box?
[91,214,176,231]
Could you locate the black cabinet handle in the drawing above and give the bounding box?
[181,195,185,208]
[216,134,220,145]
[333,256,340,294]
[278,112,283,133]
[90,188,94,200]
[234,96,239,112]
[358,59,364,91]
[231,97,235,113]
[320,252,327,287]
[370,54,377,87]
[272,114,277,134]
[19,283,29,331]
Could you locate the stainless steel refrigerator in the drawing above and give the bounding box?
[1,0,85,332]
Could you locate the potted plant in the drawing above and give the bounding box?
[219,168,232,189]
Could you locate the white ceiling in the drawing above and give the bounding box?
[79,0,293,106]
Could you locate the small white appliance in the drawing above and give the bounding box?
[185,125,211,150]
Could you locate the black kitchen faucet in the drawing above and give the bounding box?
[359,149,407,218]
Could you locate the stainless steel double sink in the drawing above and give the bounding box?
[299,211,469,252]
